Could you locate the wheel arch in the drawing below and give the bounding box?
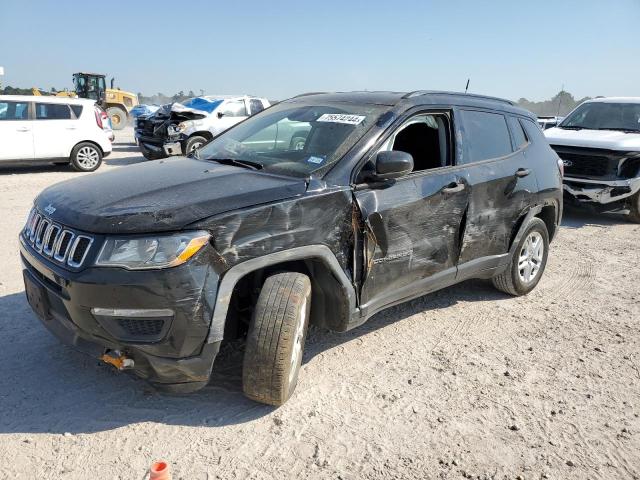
[206,245,357,344]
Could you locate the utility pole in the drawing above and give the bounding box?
[557,84,564,116]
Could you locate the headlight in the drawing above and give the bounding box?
[95,231,210,270]
[175,122,188,132]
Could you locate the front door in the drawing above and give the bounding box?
[0,100,33,161]
[354,111,469,314]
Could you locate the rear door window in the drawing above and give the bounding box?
[0,101,30,120]
[35,103,72,120]
[219,99,248,117]
[249,99,265,115]
[459,110,513,164]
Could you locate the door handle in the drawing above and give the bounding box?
[16,127,30,132]
[442,181,465,194]
[66,126,77,130]
[515,168,531,178]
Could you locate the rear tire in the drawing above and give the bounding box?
[492,218,549,296]
[70,142,102,172]
[242,272,311,406]
[107,106,127,130]
[627,191,640,223]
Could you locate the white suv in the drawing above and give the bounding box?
[0,95,113,172]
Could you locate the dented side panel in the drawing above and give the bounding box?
[354,171,469,306]
[192,188,355,273]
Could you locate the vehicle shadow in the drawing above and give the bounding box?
[0,279,503,435]
[0,163,70,175]
[560,204,632,229]
[103,153,148,167]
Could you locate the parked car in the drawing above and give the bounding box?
[537,116,564,130]
[20,91,562,405]
[135,95,271,159]
[0,95,112,171]
[545,97,640,221]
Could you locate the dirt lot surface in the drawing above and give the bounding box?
[1,129,639,480]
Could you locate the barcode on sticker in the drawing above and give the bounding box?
[317,114,365,125]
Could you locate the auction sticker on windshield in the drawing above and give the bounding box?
[317,114,366,125]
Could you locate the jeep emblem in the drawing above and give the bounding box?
[562,159,573,167]
[44,204,56,215]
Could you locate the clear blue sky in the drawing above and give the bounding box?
[2,0,639,101]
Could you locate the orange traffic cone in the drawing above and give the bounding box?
[149,460,171,480]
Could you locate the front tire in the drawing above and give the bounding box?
[243,272,311,406]
[627,191,640,223]
[70,142,102,172]
[492,217,549,296]
[184,135,208,155]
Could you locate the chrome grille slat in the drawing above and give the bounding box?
[53,230,74,262]
[35,219,50,250]
[29,214,41,242]
[22,208,94,269]
[67,235,93,268]
[43,225,61,256]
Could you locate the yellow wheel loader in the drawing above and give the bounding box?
[32,73,138,130]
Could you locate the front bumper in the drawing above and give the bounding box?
[563,176,640,205]
[20,237,222,392]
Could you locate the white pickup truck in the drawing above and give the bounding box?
[135,95,270,159]
[545,97,640,222]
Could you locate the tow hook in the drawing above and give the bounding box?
[100,350,134,370]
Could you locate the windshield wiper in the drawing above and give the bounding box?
[206,157,263,170]
[595,127,640,133]
[558,125,584,130]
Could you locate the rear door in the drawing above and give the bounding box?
[0,99,33,161]
[456,109,538,274]
[354,110,469,313]
[32,102,78,159]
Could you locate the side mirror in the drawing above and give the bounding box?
[373,150,413,180]
[217,111,225,119]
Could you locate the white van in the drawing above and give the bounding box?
[0,95,113,172]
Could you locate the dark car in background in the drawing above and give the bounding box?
[20,91,562,406]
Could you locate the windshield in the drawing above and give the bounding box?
[560,102,640,132]
[197,101,388,177]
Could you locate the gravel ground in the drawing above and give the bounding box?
[0,129,639,479]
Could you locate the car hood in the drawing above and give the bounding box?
[545,127,640,151]
[35,157,307,234]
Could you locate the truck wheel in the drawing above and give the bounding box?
[107,107,127,130]
[627,192,640,223]
[184,135,208,155]
[70,142,103,172]
[242,272,311,406]
[492,218,549,296]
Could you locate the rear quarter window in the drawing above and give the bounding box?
[459,110,513,164]
[507,116,529,150]
[70,105,83,118]
[520,117,547,144]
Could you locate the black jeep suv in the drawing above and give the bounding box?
[20,91,562,405]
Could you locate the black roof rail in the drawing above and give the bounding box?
[291,92,328,99]
[402,90,515,106]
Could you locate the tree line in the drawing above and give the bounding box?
[1,85,590,116]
